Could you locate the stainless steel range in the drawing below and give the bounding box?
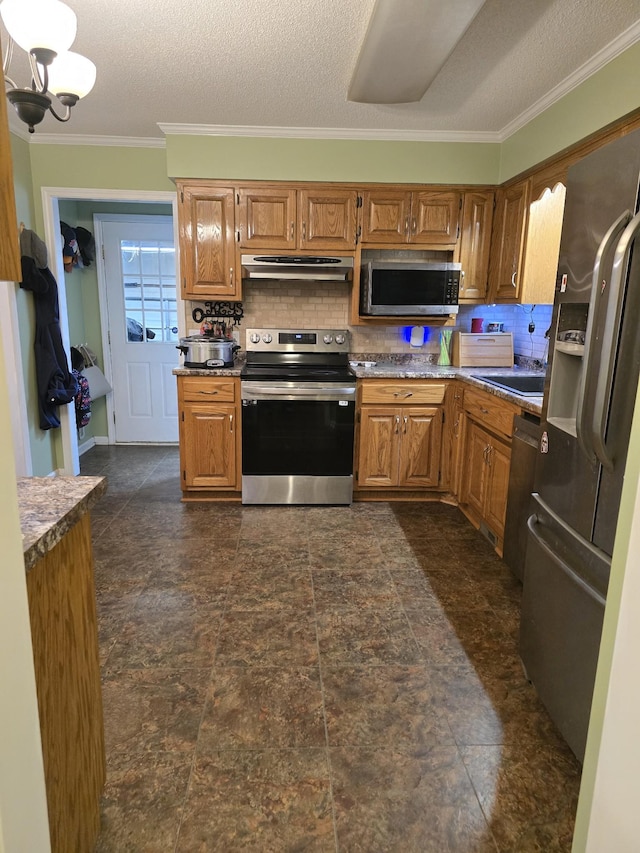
[240,328,356,505]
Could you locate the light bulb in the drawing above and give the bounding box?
[48,51,97,99]
[0,0,77,55]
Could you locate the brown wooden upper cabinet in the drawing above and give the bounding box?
[488,177,566,304]
[177,182,239,299]
[455,189,495,302]
[361,189,461,246]
[237,186,359,251]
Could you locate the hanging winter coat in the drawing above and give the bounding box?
[19,231,78,430]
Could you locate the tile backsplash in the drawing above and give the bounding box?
[186,282,553,362]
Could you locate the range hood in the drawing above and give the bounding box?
[241,254,354,282]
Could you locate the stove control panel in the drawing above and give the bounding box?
[245,328,351,354]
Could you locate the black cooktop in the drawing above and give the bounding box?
[241,364,353,382]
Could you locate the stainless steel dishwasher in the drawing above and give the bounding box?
[503,412,541,581]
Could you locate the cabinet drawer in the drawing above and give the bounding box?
[360,381,446,405]
[180,377,236,402]
[464,387,519,437]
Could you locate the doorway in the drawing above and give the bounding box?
[40,188,181,474]
[98,215,179,443]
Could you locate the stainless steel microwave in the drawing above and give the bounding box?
[360,261,460,316]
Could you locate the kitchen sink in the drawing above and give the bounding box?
[477,374,545,396]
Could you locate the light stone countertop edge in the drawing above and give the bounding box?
[349,363,544,415]
[18,476,107,572]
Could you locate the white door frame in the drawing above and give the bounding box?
[94,212,177,445]
[40,187,180,474]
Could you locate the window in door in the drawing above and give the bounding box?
[120,239,178,343]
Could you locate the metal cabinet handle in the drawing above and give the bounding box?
[199,390,219,395]
[395,415,400,434]
[302,221,306,241]
[480,407,489,414]
[487,445,493,466]
[403,415,408,433]
[404,216,410,236]
[230,267,234,283]
[290,222,294,239]
[411,217,417,234]
[393,391,413,398]
[453,417,460,437]
[229,413,233,433]
[510,271,517,287]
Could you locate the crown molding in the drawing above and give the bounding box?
[157,122,500,143]
[7,21,640,149]
[27,133,166,147]
[498,20,640,141]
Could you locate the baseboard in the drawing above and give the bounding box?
[77,436,97,456]
[93,436,110,445]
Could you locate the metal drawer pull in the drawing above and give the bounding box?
[394,391,413,398]
[199,390,219,395]
[480,407,489,414]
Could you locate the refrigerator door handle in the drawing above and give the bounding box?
[576,209,632,463]
[526,513,606,607]
[592,209,640,469]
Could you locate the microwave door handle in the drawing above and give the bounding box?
[591,209,640,469]
[575,210,631,463]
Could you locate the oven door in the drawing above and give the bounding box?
[241,380,356,504]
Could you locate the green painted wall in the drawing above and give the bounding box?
[500,42,640,182]
[166,135,501,184]
[28,144,174,233]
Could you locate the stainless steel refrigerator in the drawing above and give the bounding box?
[520,127,640,763]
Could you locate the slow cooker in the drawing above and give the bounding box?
[177,335,240,368]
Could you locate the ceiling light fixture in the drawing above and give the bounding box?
[348,0,486,104]
[1,0,96,133]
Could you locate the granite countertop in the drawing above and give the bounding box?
[18,476,107,571]
[172,361,543,414]
[349,362,544,414]
[173,366,243,377]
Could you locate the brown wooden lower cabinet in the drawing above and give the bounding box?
[178,375,241,497]
[460,418,512,548]
[26,512,105,853]
[357,404,443,489]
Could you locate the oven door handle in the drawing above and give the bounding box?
[241,382,356,402]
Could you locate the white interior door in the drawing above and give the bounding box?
[102,217,179,443]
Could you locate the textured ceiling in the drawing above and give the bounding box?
[3,0,640,142]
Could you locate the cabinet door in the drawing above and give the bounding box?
[399,406,443,488]
[237,187,297,250]
[178,184,237,298]
[457,190,495,301]
[298,188,358,250]
[357,407,400,486]
[488,180,530,302]
[410,191,461,245]
[441,384,464,495]
[484,437,511,538]
[461,420,490,518]
[361,190,411,244]
[181,402,238,489]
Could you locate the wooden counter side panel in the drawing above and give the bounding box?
[26,513,105,853]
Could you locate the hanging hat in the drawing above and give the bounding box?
[19,228,48,268]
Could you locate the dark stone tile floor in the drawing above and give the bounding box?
[85,445,581,852]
